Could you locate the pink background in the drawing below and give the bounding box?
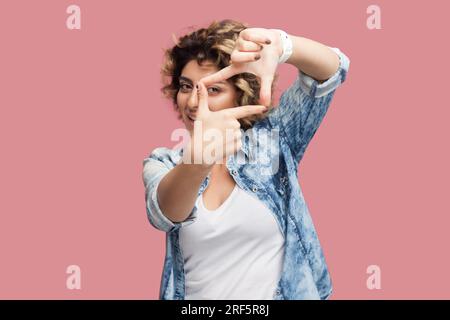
[0,0,449,299]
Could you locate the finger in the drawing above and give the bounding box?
[240,30,272,45]
[227,105,267,119]
[236,38,263,52]
[197,82,209,115]
[199,66,237,86]
[231,51,261,63]
[259,76,273,107]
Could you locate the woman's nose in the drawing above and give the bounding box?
[187,88,198,111]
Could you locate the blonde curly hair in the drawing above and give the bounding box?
[160,19,278,130]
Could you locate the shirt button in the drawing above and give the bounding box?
[252,186,258,192]
[231,169,237,176]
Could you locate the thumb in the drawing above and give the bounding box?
[197,82,209,116]
[259,76,273,107]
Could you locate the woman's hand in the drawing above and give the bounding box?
[199,28,283,107]
[182,82,267,166]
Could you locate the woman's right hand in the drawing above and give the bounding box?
[182,82,267,166]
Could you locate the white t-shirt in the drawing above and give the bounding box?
[179,183,285,300]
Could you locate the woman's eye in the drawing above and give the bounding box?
[207,87,220,94]
[179,84,220,94]
[179,84,191,92]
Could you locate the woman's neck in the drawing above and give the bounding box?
[210,159,231,179]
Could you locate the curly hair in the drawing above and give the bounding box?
[160,19,278,130]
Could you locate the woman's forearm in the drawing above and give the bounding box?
[281,34,340,83]
[157,163,211,223]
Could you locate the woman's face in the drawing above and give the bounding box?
[176,59,238,131]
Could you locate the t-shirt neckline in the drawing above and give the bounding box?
[199,183,239,214]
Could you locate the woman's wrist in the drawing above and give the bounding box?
[269,29,293,63]
[268,29,284,59]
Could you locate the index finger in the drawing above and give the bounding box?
[240,30,272,45]
[227,105,267,119]
[199,65,237,86]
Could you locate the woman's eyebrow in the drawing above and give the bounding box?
[179,76,226,85]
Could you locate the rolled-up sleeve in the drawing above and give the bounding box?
[142,148,198,233]
[268,47,350,164]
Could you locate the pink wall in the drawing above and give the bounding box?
[0,0,449,299]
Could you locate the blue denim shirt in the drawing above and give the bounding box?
[142,47,350,300]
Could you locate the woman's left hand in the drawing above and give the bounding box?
[199,27,283,107]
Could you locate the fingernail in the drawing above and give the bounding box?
[265,39,271,44]
[254,54,261,60]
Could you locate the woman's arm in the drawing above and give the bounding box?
[157,162,211,223]
[275,32,341,83]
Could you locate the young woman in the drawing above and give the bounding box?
[142,19,350,300]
